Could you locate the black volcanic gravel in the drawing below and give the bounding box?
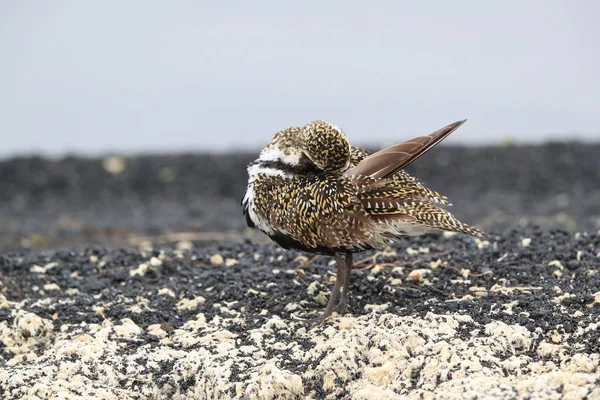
[1,142,600,249]
[1,226,600,398]
[1,227,598,351]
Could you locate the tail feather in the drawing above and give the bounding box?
[363,198,485,238]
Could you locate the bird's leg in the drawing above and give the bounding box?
[310,254,345,326]
[334,252,353,315]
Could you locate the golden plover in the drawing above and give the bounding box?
[242,120,484,324]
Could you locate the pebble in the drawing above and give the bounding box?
[158,288,176,298]
[150,257,162,267]
[210,254,224,265]
[225,258,238,267]
[102,156,126,175]
[43,283,60,291]
[408,269,432,281]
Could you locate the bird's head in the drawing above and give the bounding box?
[259,121,351,173]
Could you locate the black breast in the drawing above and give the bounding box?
[268,231,335,256]
[241,196,255,228]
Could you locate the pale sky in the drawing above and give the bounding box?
[1,1,599,158]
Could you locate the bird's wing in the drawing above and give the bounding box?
[350,145,450,206]
[346,120,466,179]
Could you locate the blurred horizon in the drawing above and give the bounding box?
[1,1,599,159]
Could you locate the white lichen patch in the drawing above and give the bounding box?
[244,362,304,399]
[176,296,206,311]
[1,297,599,400]
[129,263,149,277]
[113,318,142,338]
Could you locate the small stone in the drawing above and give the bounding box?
[43,283,60,291]
[29,265,46,273]
[566,260,579,270]
[476,238,490,249]
[130,263,149,277]
[225,258,238,267]
[314,294,327,306]
[408,269,431,281]
[102,156,126,175]
[176,241,193,250]
[210,254,224,265]
[554,269,563,278]
[365,303,390,312]
[548,260,564,270]
[521,238,531,247]
[391,266,404,275]
[406,247,419,255]
[176,296,206,311]
[150,257,162,267]
[158,288,176,298]
[284,303,300,312]
[306,281,320,296]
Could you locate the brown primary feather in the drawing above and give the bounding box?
[344,122,484,238]
[349,146,450,206]
[346,120,466,179]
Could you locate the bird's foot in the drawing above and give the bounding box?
[308,302,349,329]
[308,310,335,329]
[334,299,348,316]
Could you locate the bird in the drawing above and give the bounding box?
[242,120,484,325]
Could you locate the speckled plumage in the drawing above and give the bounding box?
[242,120,484,324]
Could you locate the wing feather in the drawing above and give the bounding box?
[346,120,466,179]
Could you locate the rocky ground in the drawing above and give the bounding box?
[1,142,599,250]
[1,142,600,399]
